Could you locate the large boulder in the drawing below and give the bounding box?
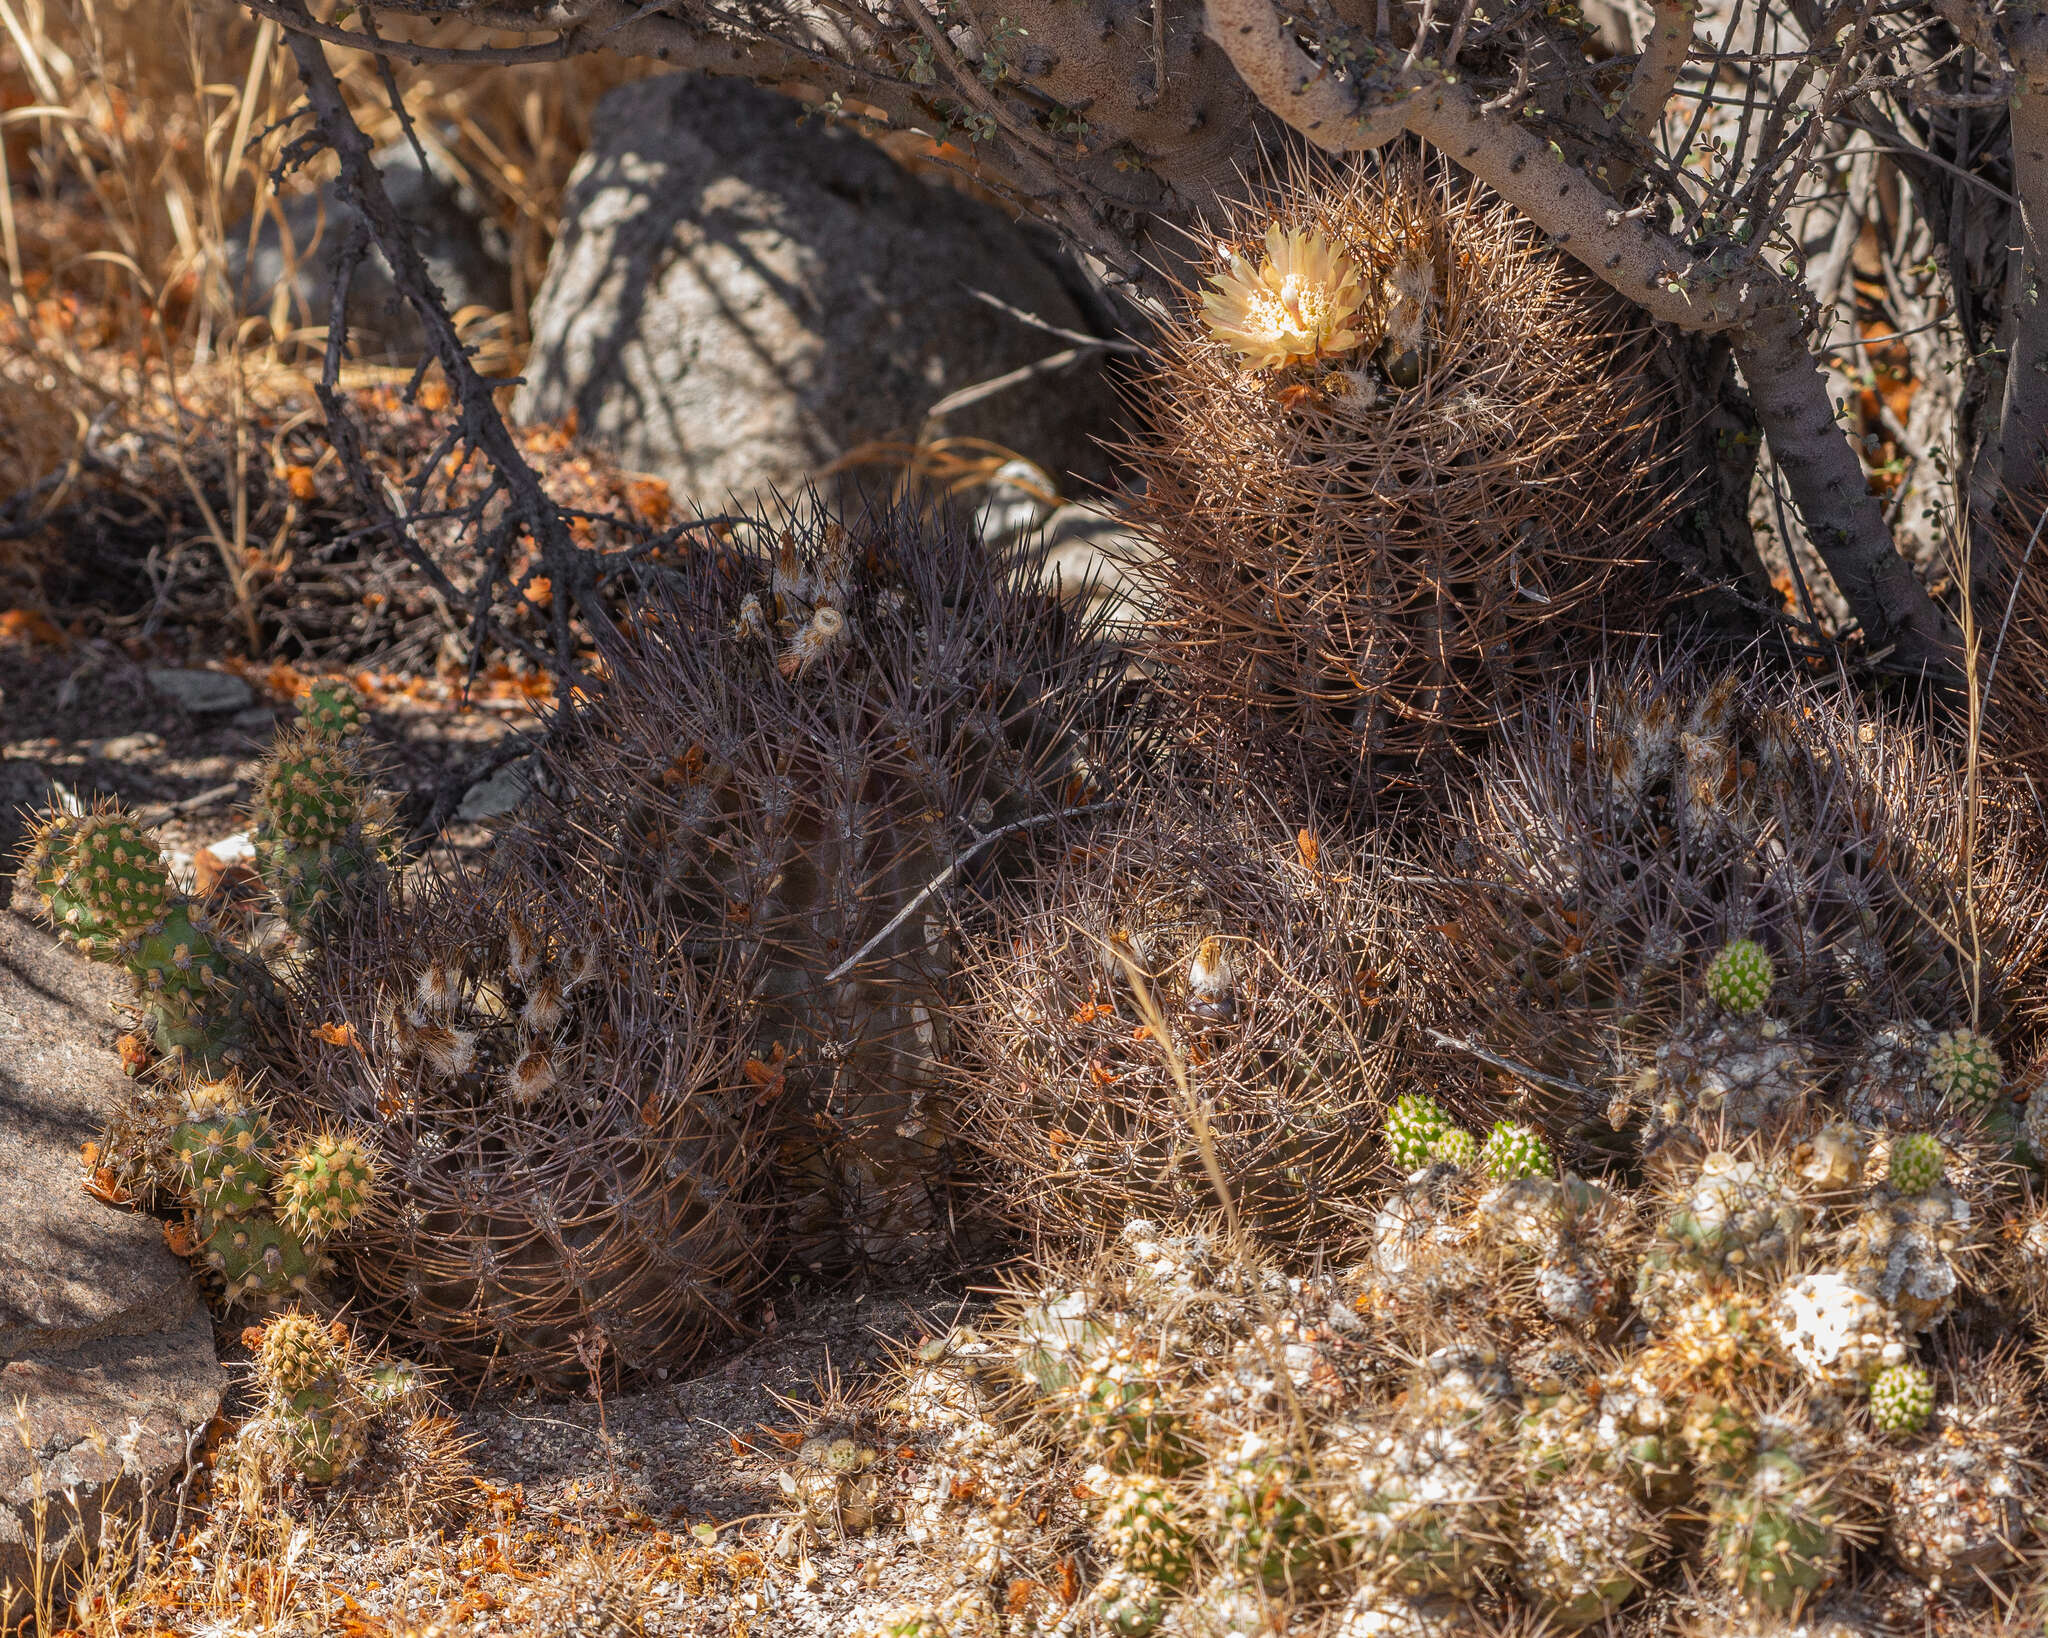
[0,892,224,1626]
[515,75,1123,511]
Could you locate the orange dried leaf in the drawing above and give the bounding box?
[315,1020,360,1049]
[115,1032,150,1074]
[284,464,317,502]
[1296,827,1320,870]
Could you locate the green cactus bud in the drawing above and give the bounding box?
[1387,1092,1452,1169]
[260,730,369,849]
[360,1359,426,1416]
[1869,1362,1934,1435]
[1928,1028,2002,1109]
[299,678,371,741]
[256,1311,343,1397]
[1482,1119,1552,1183]
[1099,1474,1195,1589]
[1707,1450,1840,1614]
[1705,938,1774,1014]
[1887,1134,1943,1195]
[1427,1127,1478,1168]
[273,1132,377,1240]
[195,1208,320,1303]
[170,1090,275,1215]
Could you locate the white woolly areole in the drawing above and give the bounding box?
[1771,1271,1905,1388]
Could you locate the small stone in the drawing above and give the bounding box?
[457,757,533,822]
[145,669,253,716]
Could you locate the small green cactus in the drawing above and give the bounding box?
[1428,1127,1479,1168]
[1099,1473,1195,1588]
[1887,1134,1943,1195]
[1092,1573,1166,1637]
[1014,1296,1183,1470]
[1387,1091,1453,1169]
[1208,1434,1327,1593]
[1679,1398,1756,1480]
[256,1311,343,1396]
[196,1208,320,1303]
[260,730,369,848]
[299,677,371,741]
[273,1132,377,1239]
[1869,1361,1934,1435]
[1928,1027,2003,1109]
[1705,938,1774,1014]
[1707,1450,1840,1614]
[272,1380,369,1484]
[170,1080,275,1214]
[1482,1119,1553,1183]
[1513,1476,1661,1630]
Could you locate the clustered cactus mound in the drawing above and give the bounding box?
[1412,660,2048,1169]
[1126,159,1679,793]
[521,503,1139,1266]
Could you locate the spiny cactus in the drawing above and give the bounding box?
[171,1076,277,1215]
[1869,1361,1933,1435]
[1886,1133,1944,1195]
[272,1132,377,1240]
[20,805,263,1073]
[1705,938,1775,1014]
[1124,159,1677,794]
[1425,1127,1477,1170]
[1414,659,2048,1166]
[260,852,773,1387]
[1480,1120,1551,1183]
[1706,1445,1842,1614]
[1386,1092,1452,1171]
[522,502,1138,1266]
[298,676,371,741]
[253,726,392,934]
[952,781,1400,1246]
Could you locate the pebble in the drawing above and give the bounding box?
[146,668,255,715]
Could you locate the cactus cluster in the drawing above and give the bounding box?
[259,850,775,1386]
[1413,661,2048,1168]
[168,1076,377,1303]
[521,502,1138,1266]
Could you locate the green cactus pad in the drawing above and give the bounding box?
[170,1102,275,1215]
[274,1132,377,1240]
[22,809,170,954]
[299,678,371,741]
[1099,1474,1195,1588]
[128,905,250,1073]
[1705,938,1774,1014]
[1387,1092,1452,1169]
[1707,1450,1840,1614]
[274,1388,368,1484]
[1887,1134,1943,1195]
[1869,1362,1934,1435]
[1928,1028,2002,1109]
[195,1209,320,1303]
[261,730,369,849]
[257,1312,343,1397]
[1427,1127,1479,1168]
[1482,1119,1553,1183]
[255,835,382,935]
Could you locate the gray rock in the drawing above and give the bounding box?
[974,458,1058,549]
[0,895,224,1624]
[226,135,511,359]
[1010,501,1161,637]
[144,669,252,716]
[456,755,533,822]
[516,74,1122,513]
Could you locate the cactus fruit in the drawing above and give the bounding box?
[272,1132,377,1239]
[1705,938,1774,1014]
[1886,1133,1943,1195]
[1928,1027,2003,1109]
[1868,1362,1933,1434]
[1706,1449,1841,1614]
[1481,1120,1551,1183]
[523,504,1136,1265]
[953,784,1399,1245]
[1387,1093,1452,1171]
[261,856,772,1386]
[1125,161,1676,790]
[299,677,370,741]
[1425,1127,1477,1169]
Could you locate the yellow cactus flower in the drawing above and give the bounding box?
[1201,223,1365,371]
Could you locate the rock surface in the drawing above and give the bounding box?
[515,74,1122,512]
[144,668,253,717]
[0,891,224,1624]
